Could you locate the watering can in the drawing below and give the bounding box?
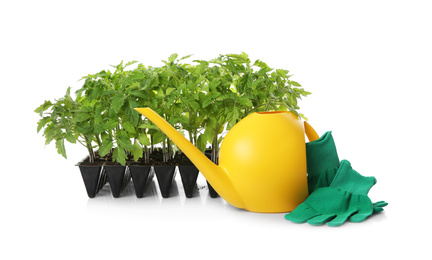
[135,108,319,213]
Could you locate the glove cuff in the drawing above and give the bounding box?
[306,131,340,176]
[330,160,377,195]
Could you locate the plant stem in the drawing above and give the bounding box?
[150,135,154,154]
[265,99,271,111]
[243,108,250,117]
[84,136,95,163]
[162,136,167,163]
[144,146,149,164]
[95,135,102,146]
[189,130,194,146]
[167,139,173,159]
[211,122,219,164]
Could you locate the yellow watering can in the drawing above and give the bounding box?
[135,108,319,213]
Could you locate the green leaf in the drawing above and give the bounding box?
[226,52,250,64]
[112,147,127,166]
[111,60,124,70]
[105,119,119,131]
[65,130,76,143]
[125,60,138,68]
[88,85,103,101]
[99,139,113,157]
[37,117,51,133]
[192,100,202,111]
[290,81,302,87]
[44,126,57,145]
[93,110,105,133]
[101,89,115,97]
[130,90,147,99]
[123,73,146,86]
[100,132,110,143]
[196,134,208,152]
[74,121,93,135]
[208,58,223,65]
[238,97,253,107]
[226,107,240,129]
[202,97,213,108]
[166,87,176,95]
[117,133,135,150]
[95,70,111,78]
[155,87,165,98]
[34,101,53,117]
[276,69,289,79]
[168,53,178,62]
[253,59,270,69]
[152,131,165,145]
[126,100,140,125]
[210,91,221,99]
[131,142,143,161]
[278,104,288,111]
[180,54,193,60]
[202,128,215,145]
[138,123,159,130]
[72,113,91,123]
[111,94,126,113]
[209,78,221,91]
[122,121,136,134]
[205,117,217,130]
[138,133,151,146]
[56,138,67,159]
[232,107,240,121]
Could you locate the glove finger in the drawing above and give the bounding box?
[373,207,384,214]
[285,204,320,223]
[372,201,388,214]
[373,201,388,208]
[327,213,353,227]
[307,214,336,226]
[350,211,373,223]
[350,213,369,223]
[345,194,373,223]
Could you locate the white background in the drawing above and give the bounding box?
[1,0,431,259]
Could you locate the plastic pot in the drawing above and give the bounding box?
[178,165,199,198]
[104,164,131,198]
[204,150,219,198]
[128,164,154,198]
[207,181,219,198]
[76,158,108,198]
[154,165,176,198]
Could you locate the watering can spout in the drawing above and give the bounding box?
[134,108,245,209]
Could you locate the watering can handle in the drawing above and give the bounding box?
[304,121,319,142]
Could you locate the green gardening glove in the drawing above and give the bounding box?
[285,160,386,226]
[306,131,340,194]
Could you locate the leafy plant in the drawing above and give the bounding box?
[35,87,97,163]
[192,52,311,163]
[36,52,310,167]
[75,60,155,165]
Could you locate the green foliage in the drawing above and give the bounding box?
[35,87,78,160]
[35,53,310,165]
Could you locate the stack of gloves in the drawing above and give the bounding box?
[285,131,387,226]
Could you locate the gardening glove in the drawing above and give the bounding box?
[285,160,386,226]
[306,131,340,194]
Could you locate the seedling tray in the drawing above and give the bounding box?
[77,157,217,199]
